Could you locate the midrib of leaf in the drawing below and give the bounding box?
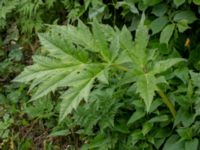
[30,63,89,100]
[13,63,83,82]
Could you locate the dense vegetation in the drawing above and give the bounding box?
[1,0,200,149]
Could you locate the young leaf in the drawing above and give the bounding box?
[176,20,190,32]
[134,13,149,65]
[163,135,184,150]
[150,16,169,35]
[152,3,168,17]
[110,35,120,62]
[127,109,145,125]
[92,20,110,62]
[120,14,149,66]
[160,24,175,45]
[173,0,185,7]
[173,10,197,24]
[151,58,186,74]
[185,139,199,150]
[136,73,157,112]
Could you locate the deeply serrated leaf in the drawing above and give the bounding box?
[136,73,157,112]
[59,79,94,122]
[92,20,110,62]
[134,13,149,65]
[120,14,149,66]
[152,58,185,74]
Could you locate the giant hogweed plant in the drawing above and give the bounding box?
[14,15,185,122]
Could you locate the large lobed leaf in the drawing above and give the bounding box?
[13,20,122,122]
[14,16,186,121]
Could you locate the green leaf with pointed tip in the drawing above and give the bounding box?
[136,73,157,112]
[185,139,199,150]
[65,21,96,52]
[173,10,197,24]
[120,14,149,66]
[92,20,111,62]
[160,24,175,45]
[142,122,153,135]
[134,13,149,65]
[110,35,120,62]
[152,3,168,17]
[150,16,169,35]
[177,20,190,32]
[163,135,184,150]
[190,71,200,88]
[127,109,145,125]
[59,79,94,122]
[152,58,186,74]
[173,0,185,7]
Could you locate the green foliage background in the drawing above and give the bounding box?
[1,0,200,149]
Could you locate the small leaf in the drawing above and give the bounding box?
[130,130,144,146]
[92,20,110,62]
[110,35,120,61]
[152,58,186,74]
[81,134,109,150]
[173,10,197,24]
[148,115,169,123]
[136,73,157,112]
[134,13,149,64]
[160,24,175,45]
[150,16,169,34]
[142,122,153,135]
[142,0,161,6]
[49,130,69,137]
[127,109,145,125]
[174,108,195,127]
[185,139,199,150]
[116,1,139,14]
[173,0,186,7]
[120,13,149,66]
[177,128,193,140]
[163,135,184,150]
[152,3,168,17]
[59,80,94,122]
[89,5,106,19]
[120,26,133,51]
[190,71,200,88]
[177,20,190,32]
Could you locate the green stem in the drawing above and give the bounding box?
[156,89,176,118]
[112,0,116,26]
[111,64,129,72]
